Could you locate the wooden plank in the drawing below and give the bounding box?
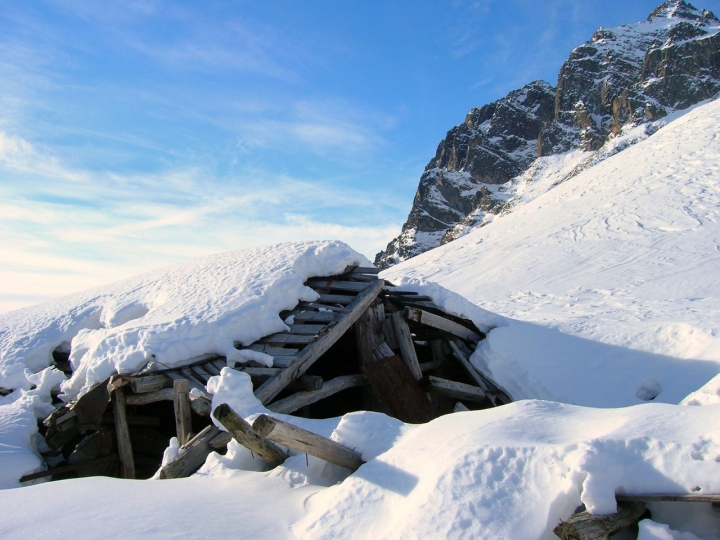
[345,266,380,274]
[554,501,646,540]
[447,340,496,406]
[130,374,171,394]
[316,293,356,304]
[423,376,488,403]
[202,362,222,376]
[354,303,385,366]
[208,431,232,450]
[430,339,446,363]
[288,324,325,335]
[189,394,212,416]
[286,375,324,392]
[235,367,280,377]
[19,455,118,482]
[268,356,294,369]
[289,311,336,323]
[179,368,207,389]
[192,365,214,382]
[255,279,385,404]
[298,302,351,313]
[253,415,364,471]
[361,344,437,424]
[381,316,398,349]
[305,279,368,292]
[165,370,205,394]
[111,388,135,479]
[419,359,445,373]
[453,402,470,412]
[247,344,299,355]
[404,307,481,343]
[616,493,720,503]
[391,312,423,380]
[212,404,286,467]
[173,379,193,445]
[126,388,173,405]
[158,425,220,479]
[259,334,315,345]
[267,374,367,414]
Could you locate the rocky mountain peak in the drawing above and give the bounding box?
[375,1,720,269]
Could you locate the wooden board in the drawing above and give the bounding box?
[259,334,315,345]
[267,374,367,414]
[254,279,385,404]
[158,425,221,479]
[317,293,356,304]
[391,312,423,380]
[288,324,325,335]
[288,311,335,323]
[423,376,487,403]
[404,307,481,343]
[305,279,368,292]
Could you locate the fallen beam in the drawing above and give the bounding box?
[423,376,488,404]
[158,425,220,479]
[404,307,481,343]
[253,415,364,471]
[447,341,496,406]
[267,374,367,414]
[212,404,286,467]
[554,501,646,540]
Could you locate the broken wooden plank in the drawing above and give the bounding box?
[255,279,385,404]
[554,501,646,540]
[19,455,118,483]
[111,387,135,479]
[288,324,326,335]
[305,279,368,292]
[259,334,316,345]
[158,425,220,479]
[362,343,437,424]
[253,415,364,471]
[212,404,286,467]
[404,307,481,343]
[423,376,488,404]
[391,312,423,380]
[130,374,171,394]
[173,379,192,445]
[316,293,356,304]
[267,374,367,414]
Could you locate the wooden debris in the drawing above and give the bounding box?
[173,379,192,445]
[158,425,221,479]
[213,404,286,467]
[423,376,488,403]
[253,415,364,471]
[131,374,171,393]
[267,374,368,414]
[19,455,118,483]
[391,312,423,380]
[361,342,437,423]
[189,394,212,416]
[125,388,174,405]
[554,501,646,540]
[453,402,470,412]
[111,387,136,479]
[208,431,232,450]
[419,359,444,373]
[404,307,481,343]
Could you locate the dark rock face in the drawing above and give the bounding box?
[375,0,720,269]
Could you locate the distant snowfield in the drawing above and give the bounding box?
[384,96,720,408]
[1,85,720,539]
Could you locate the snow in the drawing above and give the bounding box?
[0,240,370,399]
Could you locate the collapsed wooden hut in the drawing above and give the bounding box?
[34,266,511,482]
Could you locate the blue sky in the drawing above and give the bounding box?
[2,0,719,313]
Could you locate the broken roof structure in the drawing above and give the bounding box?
[35,264,510,482]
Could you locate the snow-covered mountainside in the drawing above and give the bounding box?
[376,0,720,268]
[383,92,720,408]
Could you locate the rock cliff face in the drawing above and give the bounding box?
[376,0,720,268]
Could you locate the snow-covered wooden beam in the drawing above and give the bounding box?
[553,501,646,540]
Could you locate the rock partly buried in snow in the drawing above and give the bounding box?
[376,0,720,268]
[0,241,370,399]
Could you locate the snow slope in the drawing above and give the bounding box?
[384,96,720,407]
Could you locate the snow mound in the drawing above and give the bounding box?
[0,241,370,399]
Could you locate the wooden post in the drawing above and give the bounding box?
[212,404,286,467]
[173,379,192,445]
[554,501,646,540]
[253,415,364,471]
[111,387,135,479]
[391,312,423,380]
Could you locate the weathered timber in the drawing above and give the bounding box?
[554,501,646,540]
[429,339,446,363]
[354,303,385,366]
[208,431,232,450]
[237,367,280,377]
[617,493,720,503]
[189,394,212,416]
[419,359,445,373]
[305,279,368,292]
[255,279,385,404]
[111,387,136,479]
[298,302,351,313]
[179,368,207,390]
[423,376,488,404]
[125,388,174,405]
[317,293,356,304]
[253,415,364,471]
[404,307,481,343]
[391,312,423,380]
[159,425,221,479]
[381,316,399,349]
[288,324,325,335]
[345,266,380,275]
[131,374,171,393]
[267,374,368,414]
[165,370,205,394]
[362,343,437,423]
[447,340,496,406]
[286,375,324,392]
[202,362,221,376]
[19,455,118,483]
[191,365,212,383]
[453,402,470,412]
[260,334,315,345]
[212,404,286,467]
[287,311,335,323]
[173,379,192,445]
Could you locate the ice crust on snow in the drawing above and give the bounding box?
[0,241,370,399]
